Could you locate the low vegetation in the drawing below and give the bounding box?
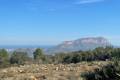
[81,60,120,80]
[0,46,120,80]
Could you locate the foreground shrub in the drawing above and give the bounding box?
[81,61,120,80]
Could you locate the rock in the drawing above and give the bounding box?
[55,67,59,71]
[2,70,8,73]
[18,69,25,73]
[30,76,37,80]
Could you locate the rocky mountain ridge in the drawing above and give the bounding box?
[45,37,111,54]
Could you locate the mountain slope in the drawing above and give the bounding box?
[45,37,111,54]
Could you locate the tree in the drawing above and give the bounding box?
[0,49,9,61]
[33,48,45,62]
[0,49,9,67]
[10,51,29,65]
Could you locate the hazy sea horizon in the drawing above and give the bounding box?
[0,45,54,49]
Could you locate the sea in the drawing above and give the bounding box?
[0,45,53,49]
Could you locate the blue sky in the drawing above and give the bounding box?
[0,0,120,45]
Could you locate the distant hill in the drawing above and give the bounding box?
[45,37,111,54]
[5,45,53,57]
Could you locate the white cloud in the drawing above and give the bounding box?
[75,0,104,4]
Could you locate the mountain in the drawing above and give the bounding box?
[45,37,111,54]
[4,37,111,55]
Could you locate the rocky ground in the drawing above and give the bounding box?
[0,61,110,80]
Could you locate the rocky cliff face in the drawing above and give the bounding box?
[45,37,111,54]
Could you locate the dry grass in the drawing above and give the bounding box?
[0,61,110,80]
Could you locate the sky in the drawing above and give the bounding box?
[0,0,120,46]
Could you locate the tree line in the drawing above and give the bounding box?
[0,46,120,68]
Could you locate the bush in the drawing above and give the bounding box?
[81,62,120,80]
[10,51,30,65]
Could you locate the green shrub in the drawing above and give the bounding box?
[10,51,30,65]
[81,61,120,80]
